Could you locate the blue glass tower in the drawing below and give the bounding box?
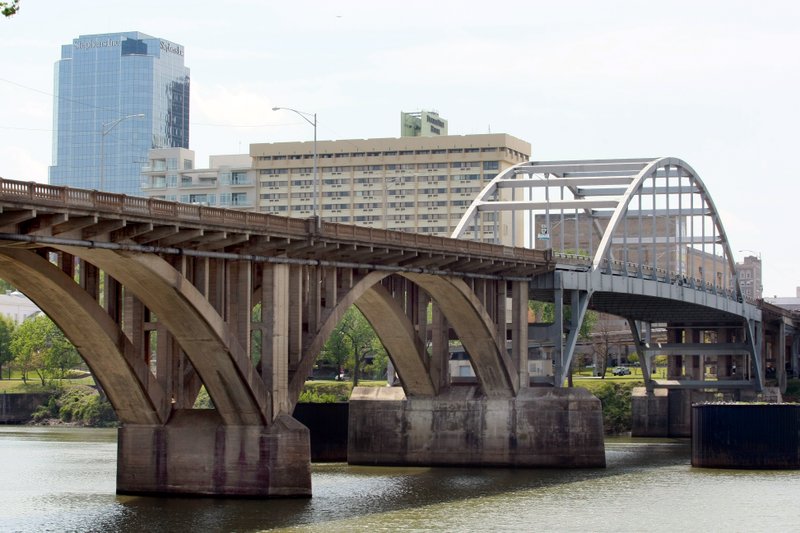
[49,32,190,196]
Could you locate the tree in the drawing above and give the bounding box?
[529,298,598,386]
[1,0,19,17]
[0,278,14,294]
[528,299,597,339]
[0,315,16,379]
[11,314,80,386]
[321,306,383,386]
[588,314,626,379]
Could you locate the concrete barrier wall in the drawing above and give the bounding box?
[0,393,50,423]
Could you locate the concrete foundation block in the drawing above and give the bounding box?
[632,387,732,438]
[631,387,669,437]
[348,386,605,468]
[117,410,311,497]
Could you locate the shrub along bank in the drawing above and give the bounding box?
[31,385,117,427]
[16,379,638,434]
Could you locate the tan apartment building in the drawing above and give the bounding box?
[250,133,530,241]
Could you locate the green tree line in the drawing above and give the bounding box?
[0,313,81,385]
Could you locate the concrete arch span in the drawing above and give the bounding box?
[0,247,167,425]
[55,246,269,426]
[294,271,515,408]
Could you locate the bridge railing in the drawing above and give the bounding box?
[320,221,548,263]
[0,179,314,234]
[552,251,749,304]
[0,178,551,264]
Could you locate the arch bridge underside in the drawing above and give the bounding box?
[0,179,548,431]
[454,157,764,392]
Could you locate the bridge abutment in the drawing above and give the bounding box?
[348,386,605,467]
[117,410,311,498]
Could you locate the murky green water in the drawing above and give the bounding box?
[0,426,797,532]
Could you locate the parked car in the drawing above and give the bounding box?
[612,366,631,376]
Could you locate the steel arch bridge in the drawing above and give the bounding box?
[453,157,763,391]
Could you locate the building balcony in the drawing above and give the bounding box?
[141,181,167,190]
[178,180,218,189]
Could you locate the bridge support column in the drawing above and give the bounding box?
[117,410,311,497]
[348,386,605,467]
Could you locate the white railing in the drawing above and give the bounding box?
[552,251,748,304]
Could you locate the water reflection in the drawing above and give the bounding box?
[2,428,798,533]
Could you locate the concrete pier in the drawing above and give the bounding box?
[632,387,783,437]
[117,410,311,497]
[693,403,800,469]
[348,386,605,467]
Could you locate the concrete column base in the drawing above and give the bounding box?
[117,410,311,497]
[631,388,669,437]
[348,386,605,468]
[632,387,762,438]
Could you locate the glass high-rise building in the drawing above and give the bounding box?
[49,32,190,196]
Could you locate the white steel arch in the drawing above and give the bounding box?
[452,157,744,302]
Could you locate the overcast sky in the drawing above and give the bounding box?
[1,0,798,296]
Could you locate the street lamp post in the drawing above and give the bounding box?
[272,106,318,227]
[99,113,145,192]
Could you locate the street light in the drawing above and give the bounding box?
[99,113,145,191]
[272,106,318,227]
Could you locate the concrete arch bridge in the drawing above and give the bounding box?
[0,179,560,497]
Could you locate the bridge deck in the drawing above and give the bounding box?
[0,179,552,278]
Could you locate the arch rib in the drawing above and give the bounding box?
[0,248,167,425]
[591,157,740,298]
[59,246,269,426]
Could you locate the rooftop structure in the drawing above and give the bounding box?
[401,110,448,137]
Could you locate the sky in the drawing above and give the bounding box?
[1,0,798,297]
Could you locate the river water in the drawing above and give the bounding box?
[0,426,797,532]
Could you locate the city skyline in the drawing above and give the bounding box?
[1,0,798,296]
